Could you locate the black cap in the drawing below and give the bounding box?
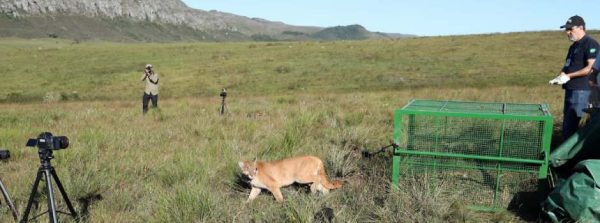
[560,15,585,29]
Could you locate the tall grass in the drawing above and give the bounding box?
[0,31,588,102]
[0,32,576,222]
[0,87,559,222]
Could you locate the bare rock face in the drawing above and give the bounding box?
[0,0,390,41]
[0,0,317,35]
[4,0,183,19]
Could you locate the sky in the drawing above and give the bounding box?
[181,0,600,36]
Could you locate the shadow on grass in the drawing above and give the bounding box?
[505,121,561,222]
[232,172,251,192]
[550,122,563,152]
[77,193,103,222]
[313,207,334,223]
[507,190,546,222]
[232,171,317,200]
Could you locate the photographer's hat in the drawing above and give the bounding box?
[560,15,585,29]
[145,64,153,69]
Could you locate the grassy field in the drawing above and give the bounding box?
[0,31,587,222]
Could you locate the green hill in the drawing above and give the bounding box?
[310,24,386,40]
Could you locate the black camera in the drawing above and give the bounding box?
[26,132,69,150]
[0,150,9,160]
[220,88,227,97]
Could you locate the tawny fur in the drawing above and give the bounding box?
[238,155,343,202]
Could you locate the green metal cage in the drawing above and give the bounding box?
[392,99,553,210]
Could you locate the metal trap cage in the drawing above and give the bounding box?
[392,99,553,210]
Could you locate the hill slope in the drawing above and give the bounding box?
[0,31,575,102]
[0,0,393,41]
[311,24,379,40]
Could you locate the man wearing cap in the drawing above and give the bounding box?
[141,64,159,114]
[550,15,599,139]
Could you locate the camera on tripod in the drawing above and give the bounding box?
[219,88,228,115]
[21,131,78,223]
[26,132,69,151]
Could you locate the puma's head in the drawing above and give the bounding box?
[238,160,258,179]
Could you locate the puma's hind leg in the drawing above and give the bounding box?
[310,183,318,194]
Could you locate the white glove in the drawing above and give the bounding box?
[549,74,570,85]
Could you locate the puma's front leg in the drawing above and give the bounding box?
[247,187,261,202]
[271,187,284,202]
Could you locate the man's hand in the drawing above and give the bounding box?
[549,74,570,85]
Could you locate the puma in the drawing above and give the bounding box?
[238,155,343,202]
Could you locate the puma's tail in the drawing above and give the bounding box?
[327,180,343,189]
[319,167,343,189]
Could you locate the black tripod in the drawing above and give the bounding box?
[20,149,77,223]
[0,176,18,221]
[220,88,228,115]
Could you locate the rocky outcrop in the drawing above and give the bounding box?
[0,0,318,36]
[0,0,394,41]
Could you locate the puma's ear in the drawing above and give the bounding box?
[251,159,258,170]
[238,161,245,169]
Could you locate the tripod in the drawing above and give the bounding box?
[0,176,18,221]
[20,150,77,223]
[220,88,228,115]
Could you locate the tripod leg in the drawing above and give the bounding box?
[43,169,59,223]
[0,177,19,221]
[220,98,225,115]
[20,170,43,223]
[50,168,78,219]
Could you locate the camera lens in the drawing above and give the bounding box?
[0,150,10,160]
[53,136,69,150]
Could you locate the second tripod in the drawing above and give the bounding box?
[0,176,18,221]
[0,149,19,221]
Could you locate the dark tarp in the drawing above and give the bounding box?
[542,160,600,222]
[543,112,600,222]
[549,111,600,171]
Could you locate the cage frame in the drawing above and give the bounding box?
[391,99,553,210]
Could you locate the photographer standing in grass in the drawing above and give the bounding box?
[141,64,159,114]
[549,15,598,139]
